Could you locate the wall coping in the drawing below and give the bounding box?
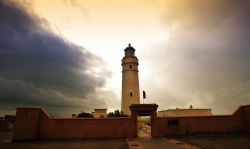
[157,115,232,119]
[158,108,211,112]
[51,117,132,120]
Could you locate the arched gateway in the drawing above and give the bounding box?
[129,104,158,137]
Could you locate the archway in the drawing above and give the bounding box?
[129,104,158,137]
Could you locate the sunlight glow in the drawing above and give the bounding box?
[33,0,167,99]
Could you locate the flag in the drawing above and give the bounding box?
[143,90,146,99]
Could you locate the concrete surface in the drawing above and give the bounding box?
[0,138,127,149]
[173,134,250,149]
[3,130,250,149]
[136,137,181,149]
[1,131,127,149]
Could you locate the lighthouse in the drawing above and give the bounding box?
[121,44,140,116]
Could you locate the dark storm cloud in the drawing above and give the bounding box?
[143,0,250,113]
[0,1,110,116]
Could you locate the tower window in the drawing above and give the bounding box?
[130,92,133,97]
[130,65,132,69]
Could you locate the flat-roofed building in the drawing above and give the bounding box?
[93,109,107,118]
[158,107,212,117]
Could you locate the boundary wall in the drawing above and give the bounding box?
[14,107,133,140]
[14,105,250,140]
[155,105,250,136]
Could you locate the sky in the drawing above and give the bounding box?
[0,0,250,116]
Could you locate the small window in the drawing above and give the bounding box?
[168,119,179,127]
[130,65,132,69]
[130,92,133,96]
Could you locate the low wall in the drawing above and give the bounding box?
[155,105,250,136]
[14,107,133,140]
[13,105,250,139]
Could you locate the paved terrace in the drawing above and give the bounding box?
[2,131,250,149]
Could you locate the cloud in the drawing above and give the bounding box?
[63,0,89,17]
[0,1,112,116]
[142,0,250,113]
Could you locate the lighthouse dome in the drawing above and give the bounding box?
[124,43,135,52]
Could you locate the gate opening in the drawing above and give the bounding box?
[130,104,158,137]
[137,116,151,137]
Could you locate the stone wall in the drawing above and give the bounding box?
[14,107,133,140]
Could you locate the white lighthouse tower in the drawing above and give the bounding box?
[121,44,140,116]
